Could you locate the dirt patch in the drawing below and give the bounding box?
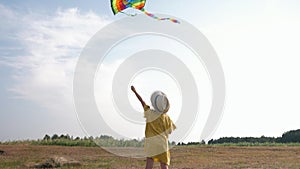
[0,150,6,155]
[25,156,81,168]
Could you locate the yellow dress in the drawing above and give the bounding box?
[143,105,176,165]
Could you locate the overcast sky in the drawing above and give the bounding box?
[0,0,300,142]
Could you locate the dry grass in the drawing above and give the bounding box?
[0,144,300,168]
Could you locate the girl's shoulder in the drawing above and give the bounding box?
[144,106,161,122]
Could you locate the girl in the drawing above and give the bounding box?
[131,86,176,169]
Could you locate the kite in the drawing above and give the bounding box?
[111,0,180,24]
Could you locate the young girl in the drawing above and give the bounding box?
[131,86,176,169]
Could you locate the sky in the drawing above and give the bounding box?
[0,0,300,142]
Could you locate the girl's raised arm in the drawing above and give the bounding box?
[131,86,146,108]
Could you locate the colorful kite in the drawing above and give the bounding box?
[111,0,180,24]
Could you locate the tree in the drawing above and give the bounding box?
[43,134,50,140]
[208,139,214,144]
[281,129,300,143]
[59,134,65,139]
[200,140,206,145]
[51,134,59,140]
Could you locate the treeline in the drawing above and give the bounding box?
[33,134,144,147]
[177,140,206,146]
[208,129,300,145]
[1,129,299,147]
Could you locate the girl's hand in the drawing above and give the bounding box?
[131,86,136,92]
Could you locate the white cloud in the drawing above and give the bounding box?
[0,4,15,19]
[1,5,111,112]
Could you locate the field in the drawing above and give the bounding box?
[0,144,300,169]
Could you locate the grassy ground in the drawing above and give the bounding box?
[0,144,300,168]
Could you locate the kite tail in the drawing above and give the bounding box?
[141,9,180,24]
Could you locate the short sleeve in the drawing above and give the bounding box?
[166,116,176,134]
[144,104,150,119]
[143,104,150,111]
[170,120,177,131]
[144,106,161,122]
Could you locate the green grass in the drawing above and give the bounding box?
[31,139,98,147]
[0,161,23,168]
[2,139,300,148]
